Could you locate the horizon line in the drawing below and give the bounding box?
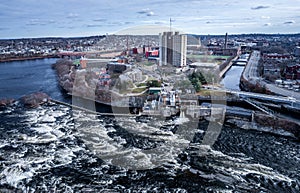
[1,32,300,41]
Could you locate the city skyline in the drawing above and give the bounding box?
[0,0,300,39]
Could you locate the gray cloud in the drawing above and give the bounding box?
[251,6,270,10]
[283,20,295,24]
[93,18,106,22]
[137,8,154,16]
[137,8,150,14]
[146,11,154,16]
[87,24,102,28]
[26,19,56,26]
[26,19,44,26]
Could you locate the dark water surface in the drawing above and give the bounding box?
[0,58,67,101]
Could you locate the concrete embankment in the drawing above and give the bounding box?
[50,98,136,117]
[254,113,300,139]
[226,111,300,140]
[219,55,238,78]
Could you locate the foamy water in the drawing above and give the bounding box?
[0,103,299,192]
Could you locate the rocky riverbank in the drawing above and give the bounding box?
[52,59,145,108]
[239,75,270,94]
[226,112,300,140]
[0,92,50,109]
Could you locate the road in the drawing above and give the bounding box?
[264,83,300,100]
[242,50,300,100]
[242,50,260,82]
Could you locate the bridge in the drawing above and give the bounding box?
[57,49,123,58]
[243,98,275,117]
[57,51,86,57]
[232,59,247,66]
[202,86,300,109]
[226,89,298,105]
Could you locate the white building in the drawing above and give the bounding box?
[159,31,187,67]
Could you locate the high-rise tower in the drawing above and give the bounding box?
[159,31,187,67]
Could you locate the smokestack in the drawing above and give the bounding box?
[225,33,228,49]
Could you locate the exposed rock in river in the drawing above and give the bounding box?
[0,98,15,107]
[20,92,50,108]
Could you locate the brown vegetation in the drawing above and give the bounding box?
[0,98,15,107]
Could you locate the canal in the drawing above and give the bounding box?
[220,65,245,90]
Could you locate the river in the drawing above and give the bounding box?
[0,59,299,192]
[0,58,68,102]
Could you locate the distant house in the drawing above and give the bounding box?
[263,63,280,76]
[285,64,300,80]
[207,47,239,56]
[99,72,111,86]
[263,53,293,60]
[285,73,295,80]
[286,64,300,73]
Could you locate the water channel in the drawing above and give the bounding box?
[220,65,245,90]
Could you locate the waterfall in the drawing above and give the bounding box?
[180,110,185,118]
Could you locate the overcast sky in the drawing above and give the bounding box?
[0,0,299,39]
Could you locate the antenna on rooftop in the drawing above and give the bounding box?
[170,18,173,32]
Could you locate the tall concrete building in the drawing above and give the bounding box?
[159,31,187,67]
